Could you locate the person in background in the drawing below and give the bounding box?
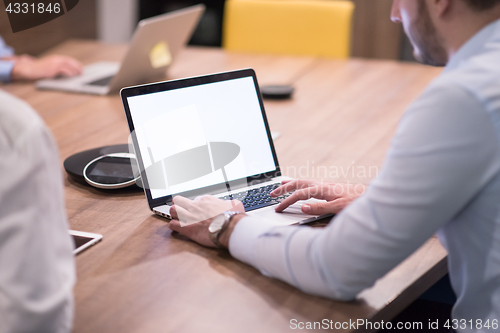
[0,36,82,82]
[0,88,75,332]
[168,0,500,331]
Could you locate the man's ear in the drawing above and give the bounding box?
[431,0,452,17]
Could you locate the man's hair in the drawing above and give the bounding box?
[462,0,500,11]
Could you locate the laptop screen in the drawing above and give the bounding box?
[123,70,279,202]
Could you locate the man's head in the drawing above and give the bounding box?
[391,0,500,67]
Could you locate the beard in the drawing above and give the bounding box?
[406,0,448,66]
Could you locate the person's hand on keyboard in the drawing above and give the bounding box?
[10,54,82,81]
[270,179,367,215]
[168,195,245,248]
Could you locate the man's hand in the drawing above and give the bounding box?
[168,195,245,248]
[10,54,82,81]
[270,179,366,215]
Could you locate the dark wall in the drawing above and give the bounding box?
[0,0,96,56]
[140,0,225,46]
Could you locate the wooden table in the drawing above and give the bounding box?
[2,40,446,333]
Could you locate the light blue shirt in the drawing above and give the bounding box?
[0,90,75,332]
[0,36,15,82]
[229,19,500,332]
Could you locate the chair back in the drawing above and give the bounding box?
[222,0,355,58]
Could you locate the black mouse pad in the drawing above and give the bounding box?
[260,85,295,99]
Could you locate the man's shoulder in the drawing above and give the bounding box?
[0,90,46,150]
[433,50,500,107]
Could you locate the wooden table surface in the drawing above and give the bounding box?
[2,40,446,333]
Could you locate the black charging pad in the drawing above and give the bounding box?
[64,144,138,188]
[260,85,295,100]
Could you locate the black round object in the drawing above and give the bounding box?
[64,144,134,186]
[260,85,295,100]
[83,153,140,189]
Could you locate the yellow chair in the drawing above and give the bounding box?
[222,0,355,58]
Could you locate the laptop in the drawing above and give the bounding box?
[36,4,205,95]
[120,69,333,226]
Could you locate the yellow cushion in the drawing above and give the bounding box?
[223,0,355,58]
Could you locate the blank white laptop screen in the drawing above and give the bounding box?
[126,76,277,199]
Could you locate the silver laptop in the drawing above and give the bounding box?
[121,69,333,226]
[36,4,205,95]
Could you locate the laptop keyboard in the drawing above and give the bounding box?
[219,183,291,212]
[87,75,114,86]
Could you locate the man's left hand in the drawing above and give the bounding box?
[168,195,245,248]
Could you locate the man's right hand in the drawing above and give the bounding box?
[10,54,82,81]
[270,179,367,215]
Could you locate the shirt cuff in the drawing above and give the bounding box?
[228,216,280,267]
[228,215,331,295]
[0,60,14,82]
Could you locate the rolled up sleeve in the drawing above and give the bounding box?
[0,60,14,82]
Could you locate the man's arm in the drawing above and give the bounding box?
[228,83,500,299]
[170,83,500,300]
